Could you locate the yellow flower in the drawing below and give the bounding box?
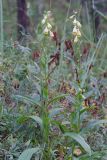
[50,31,54,37]
[42,11,54,37]
[43,27,49,35]
[69,15,75,20]
[72,27,81,37]
[42,19,46,24]
[76,28,81,37]
[74,36,78,43]
[72,26,78,36]
[73,18,77,25]
[70,15,82,43]
[73,18,81,28]
[76,21,82,28]
[47,23,52,30]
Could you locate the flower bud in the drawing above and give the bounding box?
[47,23,52,30]
[76,29,81,37]
[42,19,46,24]
[72,26,78,36]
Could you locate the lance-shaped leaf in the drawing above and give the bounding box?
[49,107,63,118]
[29,116,43,131]
[48,94,68,105]
[18,147,40,160]
[12,95,41,107]
[86,119,107,129]
[64,132,91,156]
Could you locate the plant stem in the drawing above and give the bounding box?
[40,39,51,159]
[71,144,75,160]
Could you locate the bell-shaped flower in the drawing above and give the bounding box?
[74,36,78,43]
[43,27,49,35]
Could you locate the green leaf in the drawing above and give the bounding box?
[84,90,93,99]
[79,150,107,160]
[49,108,63,118]
[86,119,107,129]
[40,56,46,68]
[64,132,91,156]
[37,24,43,34]
[29,116,43,131]
[52,120,67,133]
[17,115,29,124]
[18,147,40,160]
[43,86,48,99]
[12,95,40,107]
[80,108,87,115]
[48,94,68,105]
